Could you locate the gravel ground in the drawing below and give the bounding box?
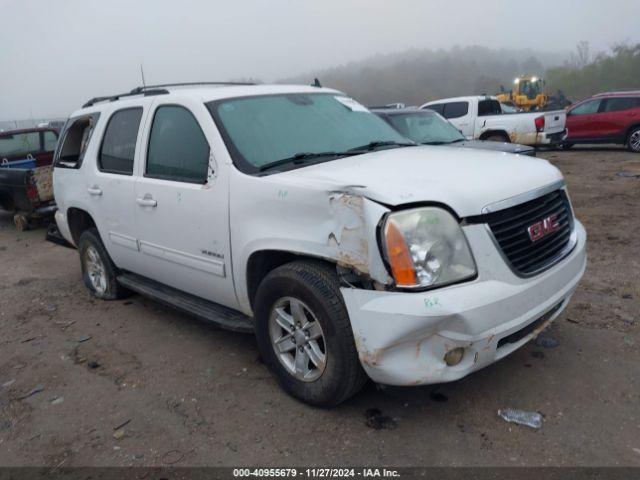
[0,147,638,467]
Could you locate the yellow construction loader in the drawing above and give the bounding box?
[497,75,570,112]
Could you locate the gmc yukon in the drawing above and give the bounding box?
[53,83,586,406]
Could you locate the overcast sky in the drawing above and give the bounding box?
[1,0,638,120]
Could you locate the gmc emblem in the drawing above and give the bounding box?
[527,214,560,242]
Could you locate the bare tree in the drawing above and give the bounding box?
[568,41,591,69]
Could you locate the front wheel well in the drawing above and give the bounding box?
[67,208,97,245]
[246,251,337,309]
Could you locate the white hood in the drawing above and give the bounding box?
[278,146,563,217]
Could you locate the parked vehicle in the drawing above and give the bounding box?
[421,95,566,146]
[53,83,586,406]
[562,91,640,152]
[496,75,571,112]
[372,107,536,156]
[0,128,59,230]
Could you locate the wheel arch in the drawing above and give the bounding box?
[67,207,97,245]
[624,123,640,143]
[479,129,510,141]
[245,250,339,311]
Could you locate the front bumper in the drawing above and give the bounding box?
[341,220,586,386]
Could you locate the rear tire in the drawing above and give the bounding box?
[78,228,130,300]
[254,260,367,407]
[627,127,640,153]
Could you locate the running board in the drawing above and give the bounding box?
[116,272,253,333]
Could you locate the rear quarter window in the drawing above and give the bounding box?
[54,113,100,169]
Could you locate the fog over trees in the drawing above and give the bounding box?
[282,43,640,106]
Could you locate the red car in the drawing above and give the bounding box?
[563,91,640,152]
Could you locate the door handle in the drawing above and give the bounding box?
[87,186,103,196]
[136,195,157,207]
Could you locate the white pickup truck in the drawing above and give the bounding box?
[53,83,586,406]
[421,96,566,146]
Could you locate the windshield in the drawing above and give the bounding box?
[208,93,410,173]
[383,111,464,144]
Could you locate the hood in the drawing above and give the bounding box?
[456,140,536,156]
[276,146,562,217]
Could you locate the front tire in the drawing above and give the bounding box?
[78,228,129,300]
[627,127,640,153]
[254,260,367,407]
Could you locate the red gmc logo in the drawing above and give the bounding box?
[527,214,560,242]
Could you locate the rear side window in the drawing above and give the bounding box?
[571,99,601,115]
[423,103,444,115]
[478,100,502,117]
[442,102,469,119]
[602,97,638,112]
[99,108,143,175]
[54,113,100,169]
[146,105,210,184]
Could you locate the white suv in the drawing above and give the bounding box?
[53,83,587,406]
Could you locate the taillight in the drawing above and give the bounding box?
[26,183,39,201]
[534,116,545,132]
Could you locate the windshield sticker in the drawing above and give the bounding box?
[334,96,369,113]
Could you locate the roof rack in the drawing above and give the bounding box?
[83,81,257,108]
[82,88,169,108]
[129,81,256,94]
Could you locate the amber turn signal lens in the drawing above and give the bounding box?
[384,220,417,286]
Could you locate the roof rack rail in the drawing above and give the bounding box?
[83,81,257,108]
[82,88,169,108]
[129,81,256,94]
[593,90,640,97]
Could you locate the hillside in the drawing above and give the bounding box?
[281,45,568,106]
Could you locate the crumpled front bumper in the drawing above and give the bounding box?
[341,220,587,386]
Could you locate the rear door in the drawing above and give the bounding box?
[566,99,602,139]
[441,101,473,138]
[89,105,146,270]
[133,96,237,308]
[598,97,640,140]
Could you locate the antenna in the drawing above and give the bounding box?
[312,78,322,88]
[140,64,147,88]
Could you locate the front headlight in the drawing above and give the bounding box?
[381,207,476,289]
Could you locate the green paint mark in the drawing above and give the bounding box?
[424,297,441,308]
[278,190,288,199]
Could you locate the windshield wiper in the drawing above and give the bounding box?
[347,140,416,152]
[258,151,356,172]
[421,139,465,145]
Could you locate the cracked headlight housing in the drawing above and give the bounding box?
[382,207,476,289]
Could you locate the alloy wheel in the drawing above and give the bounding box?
[84,245,107,295]
[268,297,327,382]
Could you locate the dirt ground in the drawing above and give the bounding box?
[0,147,639,468]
